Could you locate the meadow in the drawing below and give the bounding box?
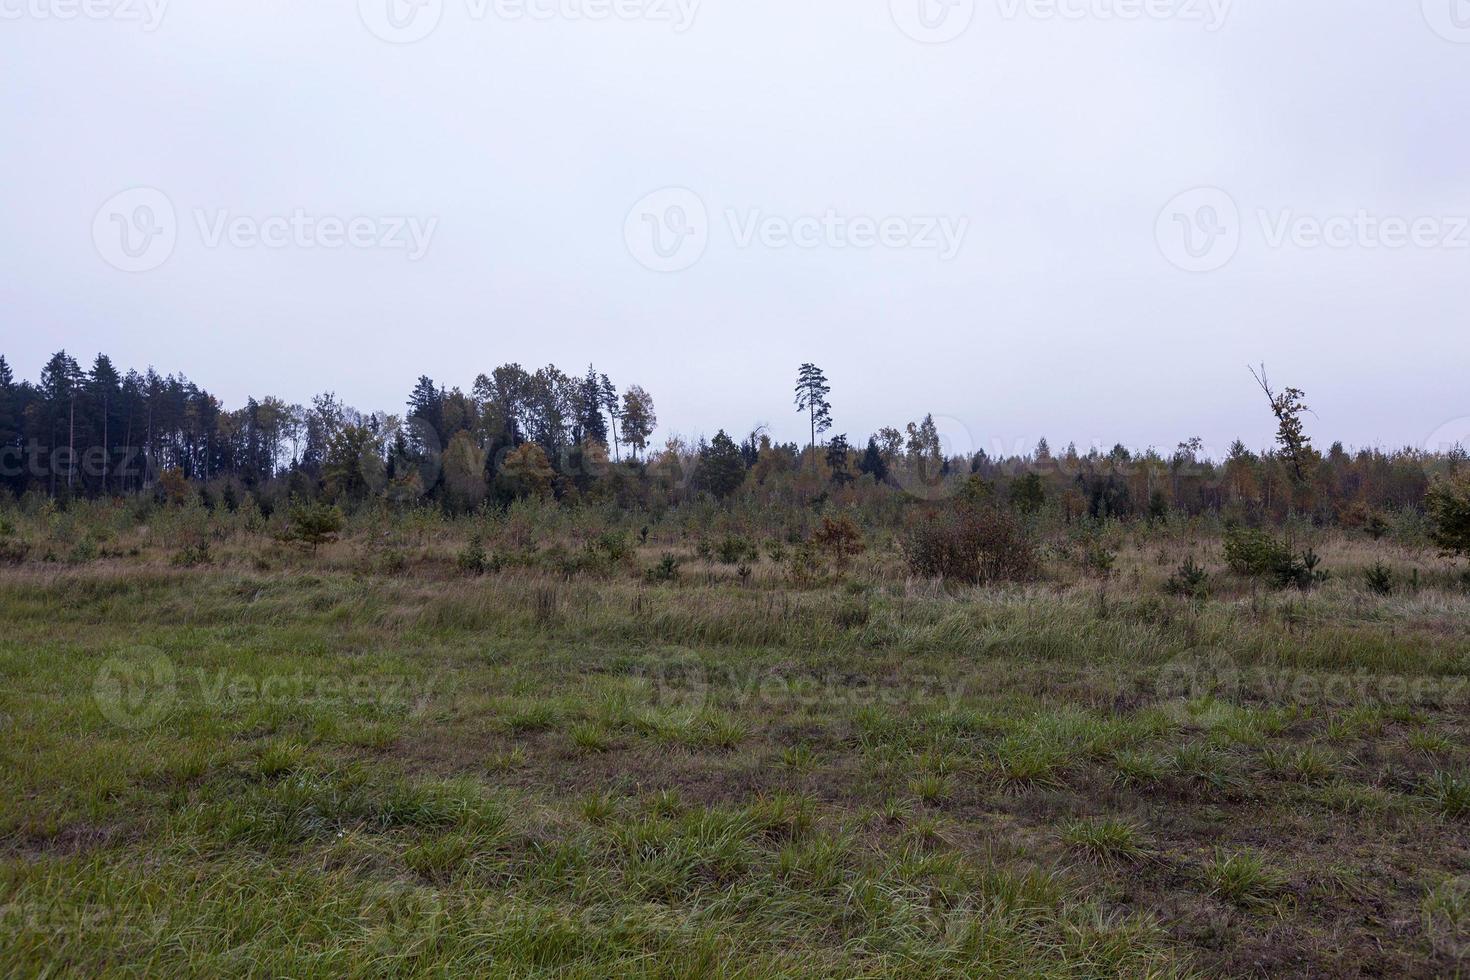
[2,497,1468,977]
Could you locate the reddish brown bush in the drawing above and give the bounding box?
[902,504,1037,584]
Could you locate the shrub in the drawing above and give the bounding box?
[1165,556,1210,599]
[286,500,344,554]
[66,538,98,565]
[457,534,488,575]
[1223,527,1327,590]
[714,534,758,565]
[644,553,680,583]
[1364,561,1393,597]
[1427,472,1470,559]
[157,468,191,506]
[591,530,632,563]
[1082,543,1116,578]
[1223,527,1294,577]
[0,538,30,565]
[810,515,865,572]
[903,504,1038,584]
[786,542,824,587]
[171,540,213,567]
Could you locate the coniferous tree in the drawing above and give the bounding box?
[794,363,832,457]
[858,436,887,483]
[0,356,17,493]
[826,434,852,485]
[578,365,608,448]
[37,351,83,495]
[407,376,445,451]
[88,354,121,494]
[695,430,746,499]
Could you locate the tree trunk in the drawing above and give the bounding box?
[67,394,75,490]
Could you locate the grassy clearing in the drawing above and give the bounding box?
[1,523,1468,976]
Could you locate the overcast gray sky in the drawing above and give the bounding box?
[3,0,1468,459]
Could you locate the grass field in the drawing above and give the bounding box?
[2,518,1469,977]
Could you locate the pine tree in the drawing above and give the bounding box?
[0,356,18,495]
[38,351,83,494]
[695,430,746,499]
[794,363,832,457]
[826,434,852,485]
[89,354,121,493]
[406,376,445,452]
[578,365,608,448]
[859,436,887,483]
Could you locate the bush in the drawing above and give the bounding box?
[903,504,1038,584]
[171,540,213,567]
[590,530,632,563]
[1364,561,1394,596]
[457,534,489,575]
[1165,556,1210,599]
[1281,547,1330,590]
[1224,527,1328,590]
[810,515,865,572]
[787,542,824,587]
[286,500,344,554]
[644,553,680,583]
[714,534,758,565]
[0,538,30,565]
[1223,527,1294,577]
[1082,543,1116,578]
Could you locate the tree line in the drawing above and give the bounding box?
[0,350,1462,526]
